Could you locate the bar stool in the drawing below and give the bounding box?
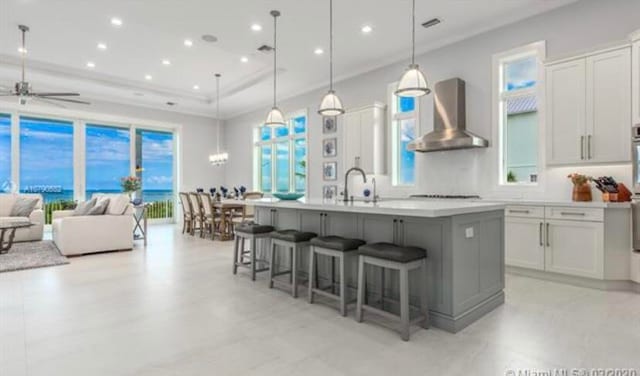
[308,236,365,316]
[269,230,317,297]
[233,222,274,281]
[355,242,429,341]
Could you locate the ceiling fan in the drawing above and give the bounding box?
[0,25,90,107]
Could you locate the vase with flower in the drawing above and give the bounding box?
[121,176,142,202]
[567,173,593,202]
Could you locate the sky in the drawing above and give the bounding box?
[0,115,173,193]
[260,116,307,193]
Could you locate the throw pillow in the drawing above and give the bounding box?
[73,198,97,216]
[106,195,130,215]
[9,197,39,217]
[88,198,110,215]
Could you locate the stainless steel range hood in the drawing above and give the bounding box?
[408,77,489,152]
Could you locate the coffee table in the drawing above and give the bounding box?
[0,221,35,254]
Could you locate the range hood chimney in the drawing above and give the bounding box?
[408,78,489,152]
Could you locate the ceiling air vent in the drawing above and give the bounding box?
[257,44,274,53]
[421,18,442,29]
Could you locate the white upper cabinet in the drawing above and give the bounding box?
[632,33,640,126]
[546,46,631,165]
[342,103,386,175]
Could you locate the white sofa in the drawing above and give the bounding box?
[0,193,44,242]
[52,194,134,256]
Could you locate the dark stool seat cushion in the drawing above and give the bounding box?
[358,242,426,263]
[310,236,365,252]
[236,223,274,234]
[271,229,317,243]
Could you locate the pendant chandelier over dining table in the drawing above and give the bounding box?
[209,73,229,166]
[317,0,345,116]
[264,10,286,127]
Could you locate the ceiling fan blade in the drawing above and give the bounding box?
[34,96,90,105]
[34,92,80,97]
[31,97,66,108]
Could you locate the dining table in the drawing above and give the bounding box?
[213,199,246,241]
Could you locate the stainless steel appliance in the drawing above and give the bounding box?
[632,124,640,193]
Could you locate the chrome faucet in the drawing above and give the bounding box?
[343,166,367,202]
[372,177,379,203]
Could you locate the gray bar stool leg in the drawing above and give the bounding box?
[291,245,298,298]
[233,235,240,274]
[339,254,347,317]
[356,255,365,322]
[251,237,257,281]
[308,247,316,304]
[399,266,410,341]
[419,259,430,329]
[269,241,277,288]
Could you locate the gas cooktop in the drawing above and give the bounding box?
[410,194,481,200]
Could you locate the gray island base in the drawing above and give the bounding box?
[251,198,506,333]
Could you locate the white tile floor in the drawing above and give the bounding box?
[1,224,640,376]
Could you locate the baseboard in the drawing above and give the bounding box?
[429,291,505,333]
[507,266,640,293]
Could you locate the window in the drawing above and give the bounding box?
[135,129,175,219]
[254,112,307,193]
[0,114,10,188]
[390,90,418,186]
[85,124,131,198]
[494,42,545,186]
[20,116,75,222]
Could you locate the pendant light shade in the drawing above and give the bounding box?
[209,73,229,166]
[265,10,286,127]
[395,0,430,98]
[318,0,344,116]
[396,64,430,97]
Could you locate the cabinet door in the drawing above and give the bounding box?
[324,212,359,239]
[359,110,374,174]
[633,41,640,126]
[545,220,604,279]
[298,210,322,235]
[586,48,631,163]
[359,215,394,244]
[343,112,361,168]
[505,217,545,270]
[546,59,587,165]
[254,207,273,226]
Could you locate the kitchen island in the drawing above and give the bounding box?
[250,198,506,333]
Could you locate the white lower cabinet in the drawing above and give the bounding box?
[544,219,604,279]
[505,205,608,280]
[505,217,545,271]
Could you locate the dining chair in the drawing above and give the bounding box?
[178,192,193,234]
[188,192,204,236]
[241,192,264,223]
[199,192,221,240]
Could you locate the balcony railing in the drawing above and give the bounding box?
[43,198,174,224]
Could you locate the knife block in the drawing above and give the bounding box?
[602,183,632,202]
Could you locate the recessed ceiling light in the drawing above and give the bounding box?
[86,61,96,68]
[250,23,262,31]
[184,39,193,47]
[144,74,152,80]
[17,47,27,54]
[97,43,107,50]
[162,59,171,66]
[361,25,373,34]
[193,85,200,90]
[110,17,123,27]
[240,56,249,63]
[314,47,324,55]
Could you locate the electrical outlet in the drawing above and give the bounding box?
[465,227,474,239]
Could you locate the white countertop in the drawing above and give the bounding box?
[491,198,631,209]
[249,198,506,218]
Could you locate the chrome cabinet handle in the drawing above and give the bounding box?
[399,219,405,246]
[588,135,592,159]
[392,219,398,244]
[508,209,530,214]
[539,222,544,247]
[560,212,586,216]
[580,136,585,160]
[546,223,550,247]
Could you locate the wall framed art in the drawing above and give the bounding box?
[323,161,337,181]
[322,116,337,134]
[323,138,337,158]
[322,185,338,200]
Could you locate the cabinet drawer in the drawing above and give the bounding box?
[544,207,603,222]
[505,205,544,218]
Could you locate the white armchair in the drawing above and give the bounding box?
[52,195,134,256]
[0,193,44,242]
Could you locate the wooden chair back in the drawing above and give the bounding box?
[242,192,263,218]
[188,192,202,218]
[179,192,192,216]
[199,192,214,216]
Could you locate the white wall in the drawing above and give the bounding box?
[223,0,639,201]
[0,97,224,194]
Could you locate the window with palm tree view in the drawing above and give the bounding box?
[254,112,307,193]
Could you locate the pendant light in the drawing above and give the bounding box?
[264,10,286,127]
[318,0,345,116]
[209,73,229,166]
[395,0,430,97]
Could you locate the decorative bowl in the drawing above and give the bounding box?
[273,192,304,201]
